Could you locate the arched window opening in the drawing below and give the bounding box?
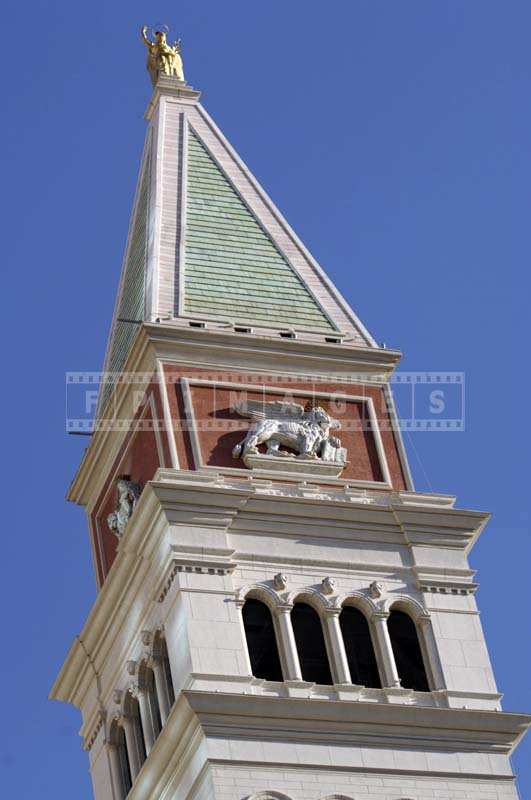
[128,695,147,765]
[141,665,162,741]
[153,632,176,712]
[291,602,333,685]
[116,724,132,796]
[242,599,283,681]
[387,609,430,692]
[339,606,381,688]
[160,640,175,707]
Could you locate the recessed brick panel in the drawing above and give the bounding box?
[163,364,408,489]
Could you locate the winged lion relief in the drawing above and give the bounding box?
[231,400,347,473]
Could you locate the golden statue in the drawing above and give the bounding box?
[141,25,185,85]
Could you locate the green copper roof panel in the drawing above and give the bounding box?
[184,130,335,331]
[100,146,151,412]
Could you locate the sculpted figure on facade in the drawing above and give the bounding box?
[107,476,142,539]
[141,25,185,85]
[369,580,384,599]
[321,576,336,595]
[232,399,347,465]
[273,573,288,591]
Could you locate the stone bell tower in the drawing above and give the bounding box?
[51,27,529,800]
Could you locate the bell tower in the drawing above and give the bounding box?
[51,27,529,800]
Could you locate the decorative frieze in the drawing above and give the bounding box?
[84,714,104,751]
[158,557,236,603]
[417,580,478,596]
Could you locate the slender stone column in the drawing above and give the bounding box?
[136,688,156,754]
[122,716,142,780]
[153,660,171,725]
[274,605,302,681]
[372,612,401,688]
[107,743,123,798]
[322,608,351,684]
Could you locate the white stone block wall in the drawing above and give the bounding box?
[206,763,519,800]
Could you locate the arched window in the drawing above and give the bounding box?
[161,640,175,707]
[117,725,132,794]
[387,609,430,692]
[242,598,283,681]
[127,694,147,766]
[140,664,162,741]
[153,632,175,718]
[339,606,381,688]
[110,722,132,798]
[291,602,332,685]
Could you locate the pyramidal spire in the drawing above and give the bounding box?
[101,31,377,411]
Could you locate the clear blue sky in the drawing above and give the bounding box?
[1,1,529,797]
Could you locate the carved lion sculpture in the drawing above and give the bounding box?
[231,400,344,462]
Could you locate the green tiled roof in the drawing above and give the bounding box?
[184,131,335,331]
[100,146,151,412]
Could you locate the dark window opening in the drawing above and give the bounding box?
[279,331,296,339]
[242,599,284,681]
[129,696,147,764]
[117,725,132,794]
[291,602,333,685]
[162,650,175,707]
[387,609,430,692]
[339,606,381,688]
[145,668,162,739]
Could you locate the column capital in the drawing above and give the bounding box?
[322,606,342,618]
[275,603,294,615]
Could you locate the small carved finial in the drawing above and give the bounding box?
[126,660,137,676]
[321,577,336,595]
[112,690,122,705]
[369,581,383,599]
[273,573,288,591]
[141,25,185,86]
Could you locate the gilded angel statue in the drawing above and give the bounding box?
[141,25,185,85]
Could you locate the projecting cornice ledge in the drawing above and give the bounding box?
[183,690,531,756]
[147,470,489,551]
[392,506,491,554]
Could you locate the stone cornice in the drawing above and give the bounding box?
[182,689,531,755]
